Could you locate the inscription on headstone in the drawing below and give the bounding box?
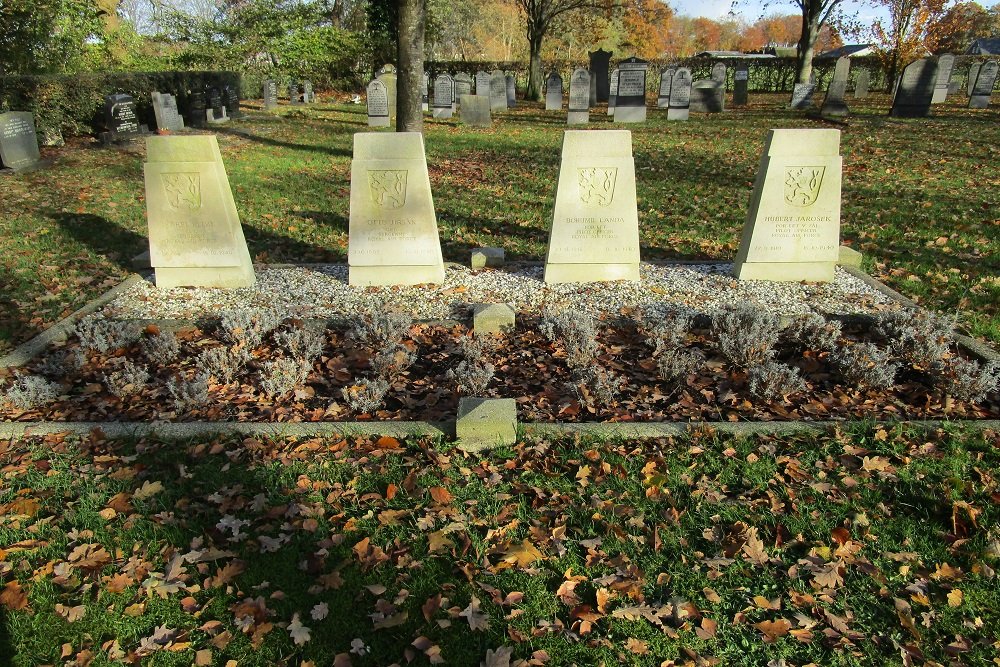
[104,93,143,141]
[263,80,278,110]
[433,74,454,119]
[890,58,938,117]
[614,57,648,123]
[489,70,507,111]
[377,67,397,120]
[589,48,612,103]
[224,85,242,118]
[567,68,591,125]
[932,54,955,104]
[657,67,675,108]
[367,79,390,127]
[820,56,850,117]
[152,92,184,132]
[545,71,563,111]
[667,68,692,121]
[969,60,998,108]
[733,65,749,105]
[0,112,41,171]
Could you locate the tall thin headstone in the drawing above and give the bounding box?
[152,92,184,132]
[377,66,397,121]
[567,68,590,125]
[144,135,255,289]
[288,82,300,105]
[733,64,749,105]
[505,74,517,108]
[890,58,938,117]
[657,67,675,108]
[733,129,842,283]
[854,70,870,99]
[475,71,491,96]
[967,62,982,96]
[614,57,648,123]
[545,71,563,111]
[489,70,507,111]
[367,79,390,127]
[932,54,955,104]
[224,85,242,119]
[589,48,612,103]
[667,68,692,121]
[0,112,42,171]
[348,133,445,286]
[186,89,207,129]
[263,80,278,110]
[820,56,850,117]
[608,68,619,116]
[969,60,998,109]
[302,80,314,103]
[422,72,429,112]
[544,130,640,283]
[433,74,454,119]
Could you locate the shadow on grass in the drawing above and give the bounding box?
[47,212,146,272]
[213,125,353,158]
[0,607,12,666]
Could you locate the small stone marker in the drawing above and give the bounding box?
[302,80,314,103]
[932,54,955,104]
[475,71,491,96]
[545,71,563,111]
[854,70,870,99]
[102,93,145,142]
[489,70,507,111]
[821,56,851,117]
[890,58,938,117]
[263,80,278,109]
[505,74,516,108]
[422,72,429,112]
[667,68,692,121]
[471,247,504,268]
[366,79,390,127]
[608,68,619,115]
[712,62,727,86]
[544,130,640,283]
[456,397,517,451]
[657,67,675,108]
[689,80,724,113]
[967,62,982,96]
[567,68,590,125]
[838,245,862,268]
[0,112,41,171]
[143,135,256,289]
[432,74,454,119]
[969,60,998,109]
[733,129,842,282]
[288,82,300,104]
[789,83,816,109]
[733,64,749,105]
[615,57,648,123]
[473,303,515,335]
[348,132,445,286]
[589,48,612,103]
[459,94,491,127]
[455,73,473,107]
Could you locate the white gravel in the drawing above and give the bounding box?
[99,262,903,322]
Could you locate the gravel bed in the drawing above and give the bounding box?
[100,262,902,322]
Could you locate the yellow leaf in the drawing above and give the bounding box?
[502,539,544,567]
[947,589,963,607]
[133,480,164,501]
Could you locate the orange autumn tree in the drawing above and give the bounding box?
[621,0,675,58]
[865,0,949,86]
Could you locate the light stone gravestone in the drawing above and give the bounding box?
[545,71,563,111]
[789,83,816,109]
[475,71,492,96]
[460,94,491,127]
[422,72,429,112]
[263,80,278,110]
[489,70,507,111]
[614,57,648,123]
[689,80,724,113]
[733,129,841,283]
[0,112,41,171]
[589,48,612,103]
[567,68,590,125]
[432,74,454,119]
[455,73,473,107]
[348,133,445,286]
[967,62,982,96]
[854,70,870,99]
[544,130,640,283]
[377,67,397,121]
[657,67,675,108]
[733,65,749,105]
[152,93,184,132]
[505,74,517,108]
[367,79,391,127]
[608,68,619,115]
[302,80,314,103]
[969,60,998,109]
[890,58,938,117]
[144,135,255,289]
[932,54,955,104]
[712,62,727,86]
[667,68,692,121]
[820,56,850,117]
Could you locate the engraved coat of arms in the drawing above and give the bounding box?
[161,173,201,210]
[784,167,825,207]
[578,167,618,207]
[368,170,408,209]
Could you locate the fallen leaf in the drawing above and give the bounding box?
[460,596,490,631]
[755,618,791,642]
[133,480,164,501]
[484,645,513,667]
[947,589,963,607]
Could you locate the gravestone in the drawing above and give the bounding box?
[455,73,473,107]
[948,80,960,95]
[348,132,445,286]
[224,85,242,119]
[152,92,184,132]
[505,74,516,108]
[544,130,640,283]
[890,58,938,117]
[932,54,955,104]
[711,62,727,86]
[302,80,314,103]
[432,74,454,119]
[186,90,207,129]
[614,57,648,123]
[969,60,998,108]
[689,80,724,113]
[589,48,612,103]
[967,62,982,96]
[377,66,397,120]
[144,135,255,289]
[820,56,850,117]
[206,87,229,124]
[854,70,870,99]
[367,79,391,127]
[460,94,491,127]
[789,83,816,109]
[733,64,749,105]
[0,112,41,171]
[608,68,619,115]
[567,68,590,125]
[667,68,692,121]
[263,80,278,110]
[657,67,675,108]
[545,71,563,111]
[422,72,429,112]
[475,71,492,96]
[489,70,507,111]
[102,93,145,142]
[589,75,598,108]
[733,129,841,282]
[288,82,300,105]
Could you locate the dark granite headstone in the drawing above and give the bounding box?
[657,67,675,108]
[969,60,998,109]
[890,58,937,117]
[505,74,516,108]
[0,112,41,171]
[367,79,390,127]
[208,87,224,119]
[224,85,242,118]
[186,90,207,128]
[567,68,590,125]
[821,56,850,117]
[589,48,612,103]
[433,74,454,119]
[789,83,816,109]
[733,64,749,105]
[263,80,278,110]
[667,68,692,121]
[968,62,982,96]
[854,70,870,99]
[545,71,563,111]
[932,54,955,104]
[103,93,143,140]
[615,57,648,123]
[689,79,724,113]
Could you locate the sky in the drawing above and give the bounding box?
[669,0,887,27]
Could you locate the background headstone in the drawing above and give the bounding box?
[608,68,619,115]
[689,80,724,113]
[186,89,207,129]
[0,112,41,171]
[789,83,816,109]
[489,70,507,111]
[545,71,563,111]
[302,80,314,103]
[667,68,692,121]
[377,66,397,120]
[820,56,850,117]
[614,57,648,123]
[206,87,228,124]
[288,82,300,105]
[544,130,640,283]
[475,71,491,96]
[711,62,727,87]
[348,132,445,286]
[932,54,955,104]
[589,48,612,103]
[733,129,842,282]
[433,74,454,119]
[263,80,278,110]
[733,64,749,105]
[969,60,998,108]
[367,79,391,127]
[455,73,473,107]
[144,135,255,289]
[657,67,675,108]
[422,72,429,112]
[460,94,491,127]
[967,62,982,96]
[103,93,143,141]
[854,70,870,99]
[505,74,517,108]
[567,68,590,125]
[890,58,938,117]
[152,92,184,132]
[224,85,242,118]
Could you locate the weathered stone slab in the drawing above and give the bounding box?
[712,62,727,85]
[689,80,724,113]
[789,83,815,109]
[505,74,517,108]
[838,245,862,268]
[657,67,675,108]
[473,303,515,335]
[475,71,491,96]
[422,72,429,112]
[969,60,998,109]
[367,79,391,127]
[968,62,982,96]
[567,68,590,125]
[890,58,937,117]
[454,73,473,106]
[733,129,842,282]
[377,66,397,120]
[459,94,491,127]
[490,70,507,111]
[854,70,870,99]
[432,74,454,119]
[667,68,691,121]
[152,92,181,132]
[733,65,749,105]
[0,112,41,171]
[348,133,445,286]
[607,68,619,115]
[456,397,517,451]
[471,247,504,268]
[288,82,300,104]
[263,80,278,109]
[932,54,955,103]
[545,71,563,111]
[544,130,640,283]
[144,135,255,289]
[614,57,648,123]
[302,80,314,103]
[821,56,850,117]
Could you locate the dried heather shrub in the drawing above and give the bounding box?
[657,348,705,385]
[274,325,325,362]
[219,309,283,348]
[140,330,180,365]
[747,361,806,401]
[572,365,625,407]
[875,309,955,370]
[198,346,245,384]
[832,342,899,391]
[2,374,61,410]
[540,308,599,368]
[34,350,82,378]
[711,303,782,368]
[371,344,416,380]
[785,313,842,352]
[75,316,142,354]
[102,360,150,399]
[342,378,390,414]
[934,357,999,403]
[446,335,496,396]
[348,312,413,349]
[640,305,696,356]
[167,371,211,410]
[259,358,309,397]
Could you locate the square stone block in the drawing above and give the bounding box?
[838,245,862,268]
[471,247,504,268]
[456,397,517,451]
[473,303,515,335]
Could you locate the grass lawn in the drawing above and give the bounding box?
[1,92,999,665]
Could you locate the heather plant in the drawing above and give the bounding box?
[876,309,955,370]
[198,346,245,384]
[572,365,625,407]
[932,357,999,403]
[219,309,283,349]
[275,324,326,362]
[341,378,390,414]
[785,312,843,352]
[140,330,180,365]
[747,361,806,401]
[640,305,696,356]
[74,316,142,354]
[34,350,83,378]
[446,335,496,396]
[711,303,782,368]
[260,358,310,398]
[2,374,62,410]
[167,371,211,410]
[348,312,413,349]
[657,348,705,386]
[101,360,150,399]
[832,342,899,391]
[370,344,416,380]
[540,307,599,368]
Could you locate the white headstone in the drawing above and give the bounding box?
[433,74,454,119]
[490,70,507,111]
[667,68,691,121]
[367,80,391,127]
[545,71,563,111]
[567,68,591,125]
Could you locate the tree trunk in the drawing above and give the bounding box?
[526,25,544,101]
[796,21,819,84]
[396,0,424,133]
